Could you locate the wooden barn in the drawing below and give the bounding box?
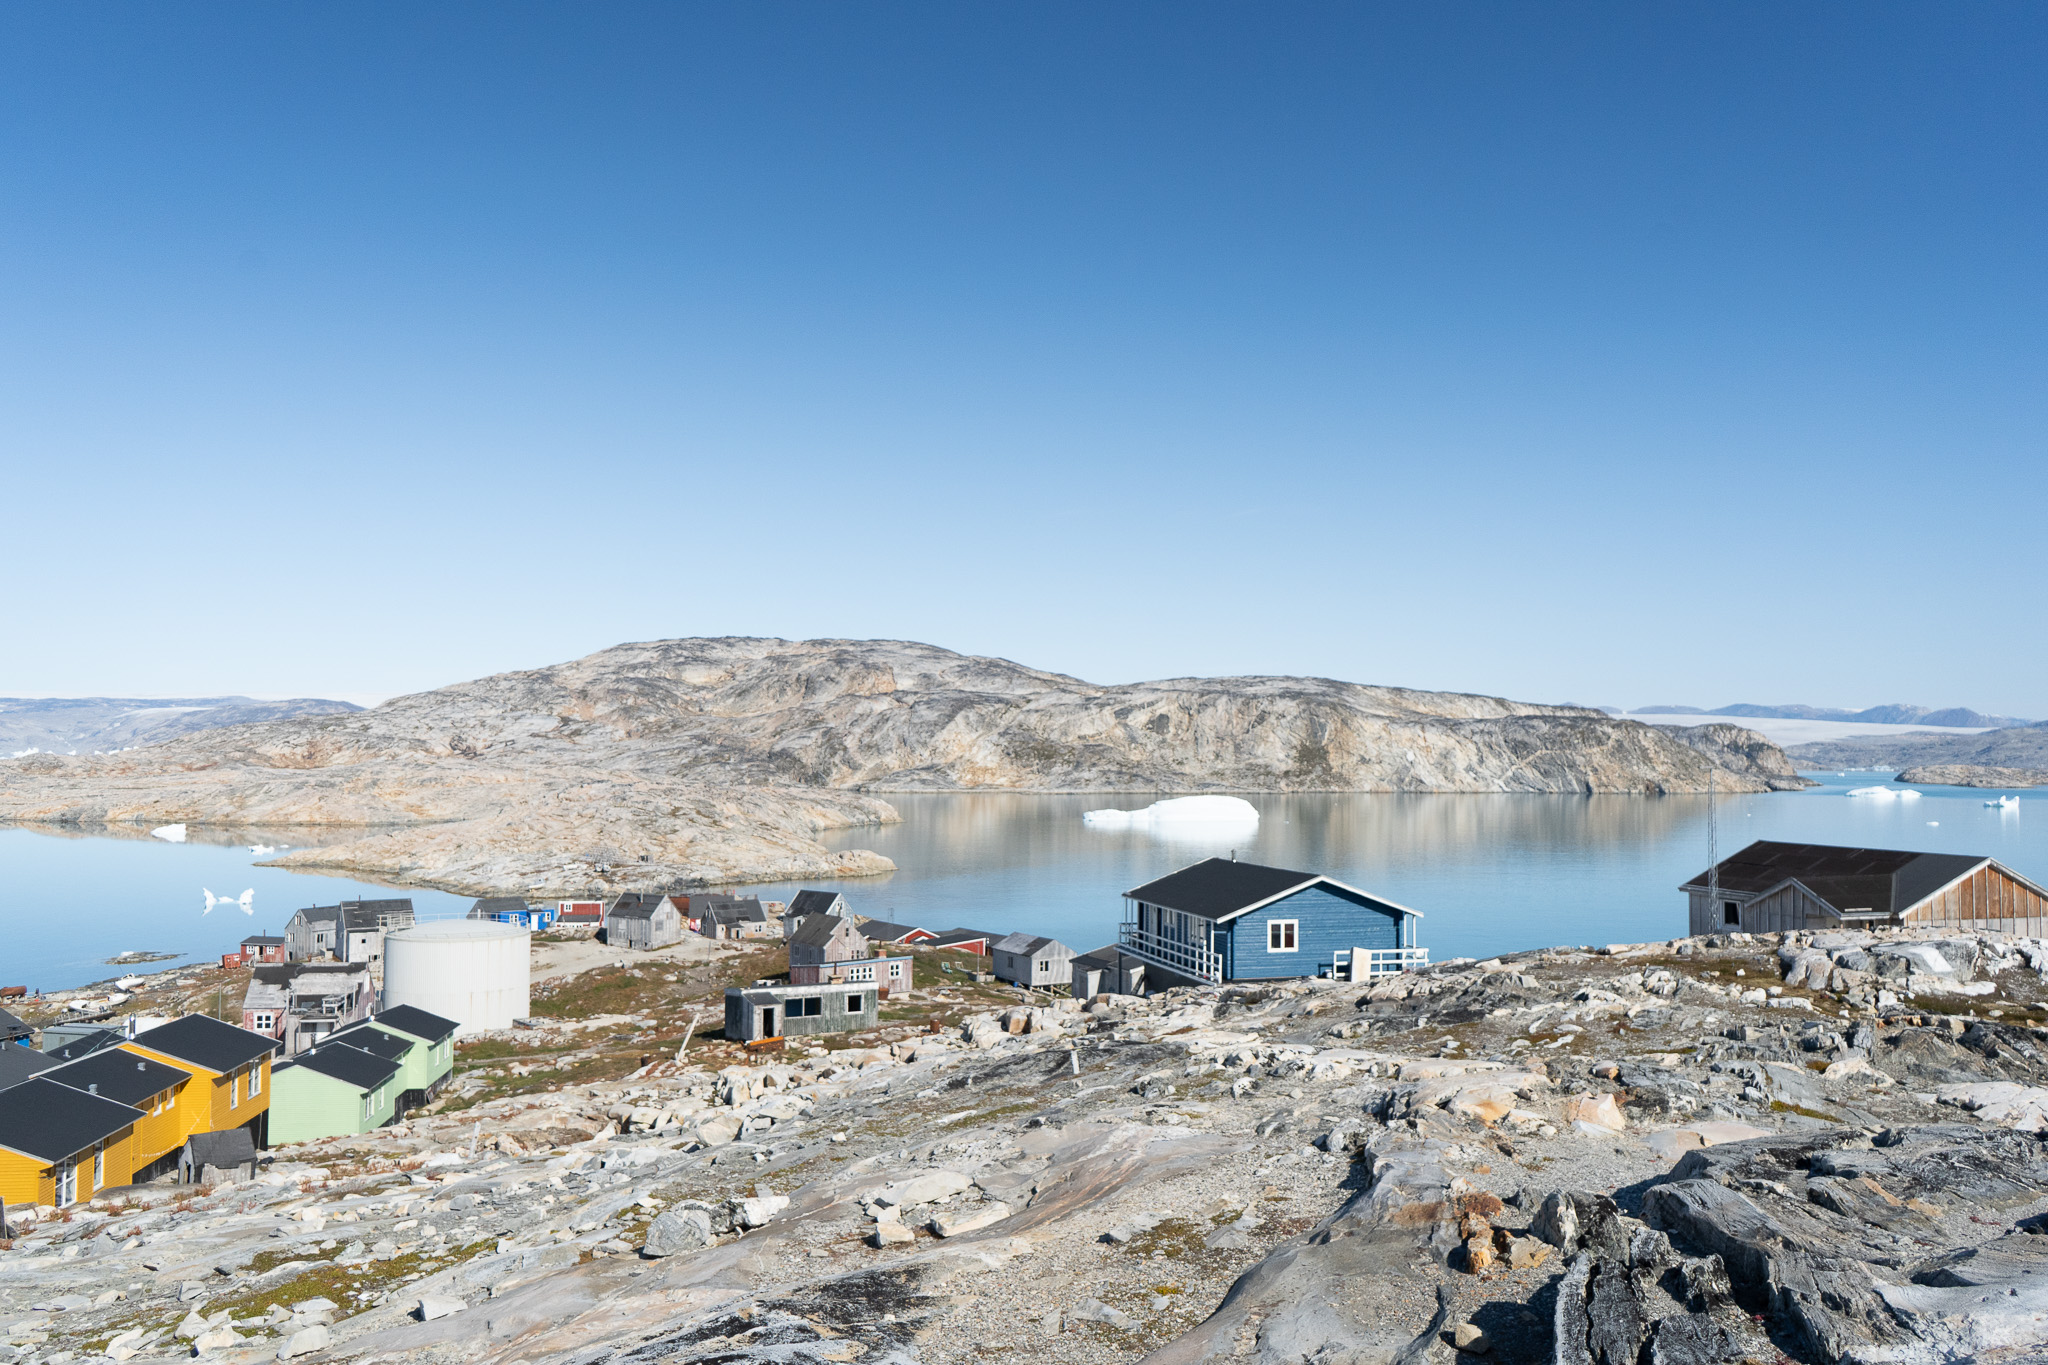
[1120,857,1425,986]
[1682,840,2048,935]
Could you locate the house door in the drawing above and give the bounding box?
[761,1006,777,1038]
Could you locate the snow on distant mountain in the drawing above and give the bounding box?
[0,696,362,755]
[1630,702,2032,728]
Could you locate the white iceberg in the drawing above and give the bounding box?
[1846,787,1921,800]
[150,823,187,842]
[1083,795,1261,830]
[249,844,279,857]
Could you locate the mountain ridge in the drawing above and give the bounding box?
[0,637,1810,896]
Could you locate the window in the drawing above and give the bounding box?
[251,1064,262,1097]
[93,1144,104,1191]
[790,996,822,1018]
[56,1160,77,1207]
[846,995,865,1013]
[1268,920,1299,952]
[1722,902,1740,927]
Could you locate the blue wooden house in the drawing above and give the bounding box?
[467,897,555,932]
[1119,857,1425,986]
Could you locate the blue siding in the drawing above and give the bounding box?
[1222,885,1407,980]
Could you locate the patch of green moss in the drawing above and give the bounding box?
[1770,1099,1839,1122]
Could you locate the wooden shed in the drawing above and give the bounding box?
[605,893,684,949]
[723,983,876,1042]
[991,933,1076,990]
[1683,840,2048,935]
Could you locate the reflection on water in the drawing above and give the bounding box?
[5,775,2043,992]
[747,780,2048,964]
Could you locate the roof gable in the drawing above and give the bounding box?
[1127,858,1421,923]
[371,1004,459,1044]
[791,914,863,950]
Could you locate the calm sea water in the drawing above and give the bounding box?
[3,775,2041,992]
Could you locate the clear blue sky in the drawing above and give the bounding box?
[3,5,2043,713]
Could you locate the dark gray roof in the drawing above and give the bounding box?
[40,1028,122,1062]
[787,890,846,918]
[240,935,284,947]
[185,1127,257,1168]
[1683,841,2006,917]
[1071,945,1149,972]
[1126,858,1323,921]
[857,920,927,943]
[0,1077,143,1163]
[252,962,367,988]
[293,899,415,931]
[282,1043,398,1090]
[325,1024,412,1061]
[696,894,767,923]
[130,1015,277,1073]
[924,928,1000,949]
[0,1042,52,1088]
[0,1007,29,1042]
[371,1004,458,1044]
[469,897,530,918]
[42,1049,189,1107]
[790,914,862,951]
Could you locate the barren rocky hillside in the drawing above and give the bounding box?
[0,638,1808,895]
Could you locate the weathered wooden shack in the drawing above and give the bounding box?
[723,983,877,1042]
[605,893,684,949]
[991,933,1076,989]
[1682,840,2048,935]
[1071,945,1149,998]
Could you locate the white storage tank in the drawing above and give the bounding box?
[381,919,529,1035]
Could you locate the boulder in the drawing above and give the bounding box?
[1452,1321,1491,1354]
[1567,1093,1626,1133]
[276,1325,328,1361]
[413,1294,466,1322]
[869,1221,914,1247]
[1068,1298,1137,1331]
[930,1201,1011,1238]
[641,1207,715,1256]
[733,1195,789,1229]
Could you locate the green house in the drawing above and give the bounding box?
[360,1005,459,1109]
[269,1043,400,1145]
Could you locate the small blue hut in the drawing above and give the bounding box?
[1119,856,1425,986]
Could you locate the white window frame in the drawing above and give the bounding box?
[1267,919,1299,953]
[251,1063,262,1097]
[56,1159,78,1207]
[93,1143,104,1191]
[229,1072,239,1109]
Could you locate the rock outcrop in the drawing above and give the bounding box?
[1897,764,2048,788]
[0,638,1808,893]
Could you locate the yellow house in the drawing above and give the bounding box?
[37,1047,195,1178]
[120,1015,278,1151]
[0,1077,144,1208]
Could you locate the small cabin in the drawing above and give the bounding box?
[1120,857,1425,986]
[788,914,870,970]
[991,933,1076,989]
[605,894,684,949]
[1071,946,1149,999]
[724,983,877,1042]
[1683,840,2048,935]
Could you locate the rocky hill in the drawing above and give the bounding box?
[0,638,1809,895]
[0,695,361,755]
[1790,721,2048,774]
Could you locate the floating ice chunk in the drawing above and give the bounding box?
[249,844,278,856]
[1846,787,1921,800]
[1083,795,1261,830]
[150,823,187,842]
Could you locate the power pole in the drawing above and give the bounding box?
[1707,766,1719,929]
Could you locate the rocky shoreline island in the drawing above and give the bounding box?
[0,638,1808,897]
[9,922,2048,1365]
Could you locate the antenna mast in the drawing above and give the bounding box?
[1707,765,1719,929]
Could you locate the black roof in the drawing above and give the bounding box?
[41,1028,123,1062]
[0,1042,52,1089]
[42,1049,189,1107]
[925,928,1000,949]
[371,1004,458,1044]
[130,1015,277,1073]
[787,890,845,917]
[186,1127,257,1168]
[0,1007,29,1042]
[1683,841,2002,917]
[0,1077,144,1163]
[790,914,863,951]
[1126,858,1324,921]
[858,920,927,943]
[281,1043,398,1091]
[325,1024,413,1061]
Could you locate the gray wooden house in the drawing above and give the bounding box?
[284,899,415,964]
[1070,945,1149,999]
[1682,840,2048,935]
[991,933,1076,990]
[606,893,684,949]
[1120,857,1425,985]
[788,914,870,971]
[724,982,876,1042]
